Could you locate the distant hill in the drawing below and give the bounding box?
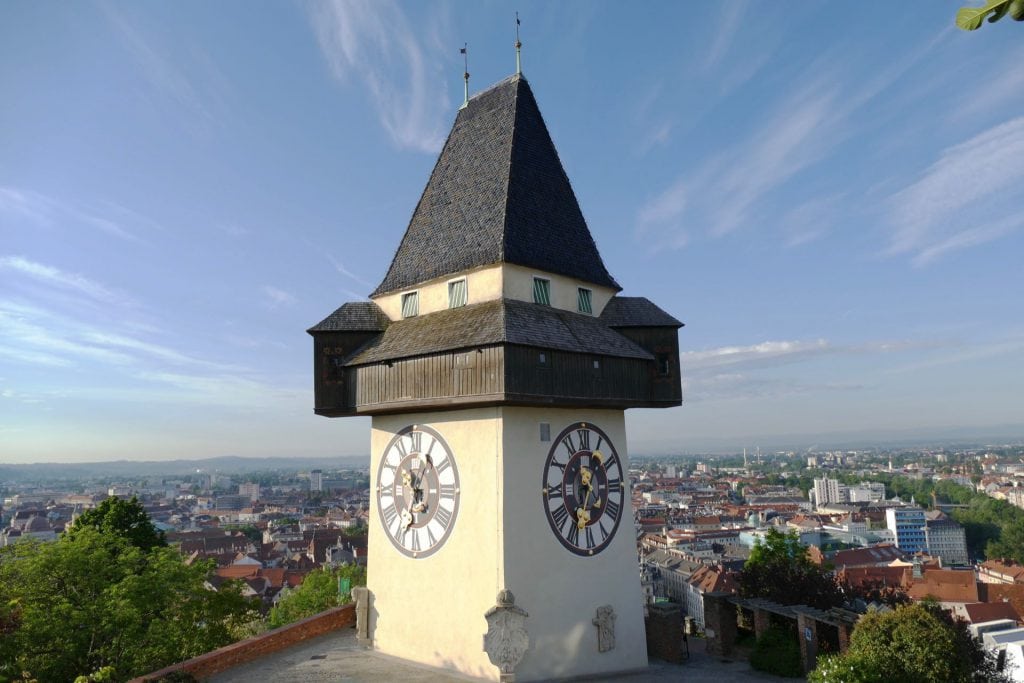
[0,455,369,482]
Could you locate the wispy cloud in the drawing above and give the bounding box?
[886,116,1024,265]
[307,0,449,153]
[101,2,215,123]
[682,337,925,401]
[326,254,372,288]
[0,186,154,242]
[781,194,844,248]
[0,256,130,306]
[635,78,843,247]
[262,286,296,308]
[702,1,747,71]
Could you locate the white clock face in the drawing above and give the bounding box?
[376,425,460,559]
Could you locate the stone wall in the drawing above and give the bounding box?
[130,604,356,682]
[645,602,684,663]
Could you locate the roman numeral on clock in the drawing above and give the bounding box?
[605,499,620,521]
[434,505,453,529]
[585,525,595,549]
[567,523,580,547]
[382,504,398,528]
[576,429,590,450]
[410,431,421,453]
[551,504,569,531]
[561,434,576,456]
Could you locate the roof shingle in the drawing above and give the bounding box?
[372,75,619,296]
[346,298,653,365]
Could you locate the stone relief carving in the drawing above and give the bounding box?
[483,589,529,682]
[593,604,616,652]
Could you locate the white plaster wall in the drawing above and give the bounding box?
[369,408,505,681]
[502,263,617,316]
[372,262,617,321]
[372,265,504,321]
[498,407,649,681]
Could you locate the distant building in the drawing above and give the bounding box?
[886,506,928,553]
[813,476,845,507]
[310,469,323,492]
[238,483,260,503]
[924,511,969,566]
[847,482,885,503]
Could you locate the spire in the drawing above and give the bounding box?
[460,43,470,108]
[372,76,620,297]
[515,12,522,76]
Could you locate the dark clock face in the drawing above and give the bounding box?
[542,422,625,556]
[376,425,460,559]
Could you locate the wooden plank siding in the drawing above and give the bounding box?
[313,340,681,416]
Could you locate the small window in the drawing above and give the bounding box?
[401,291,419,318]
[577,287,593,315]
[539,423,551,442]
[656,353,671,377]
[448,278,467,308]
[533,277,551,306]
[538,351,549,367]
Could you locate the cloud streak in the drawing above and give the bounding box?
[308,0,448,153]
[0,186,155,243]
[0,256,130,306]
[887,116,1024,265]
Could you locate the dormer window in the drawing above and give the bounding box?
[448,278,467,309]
[577,287,593,315]
[401,291,419,318]
[533,277,551,306]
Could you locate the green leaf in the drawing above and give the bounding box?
[1011,0,1024,20]
[957,0,1012,30]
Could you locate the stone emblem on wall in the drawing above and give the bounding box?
[593,604,616,652]
[483,589,529,682]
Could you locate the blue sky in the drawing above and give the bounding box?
[2,2,1023,463]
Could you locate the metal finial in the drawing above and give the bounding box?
[460,43,470,108]
[515,13,522,76]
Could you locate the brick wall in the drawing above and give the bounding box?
[130,604,356,682]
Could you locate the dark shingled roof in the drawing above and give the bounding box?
[307,302,390,333]
[346,299,652,365]
[371,75,620,297]
[599,297,683,328]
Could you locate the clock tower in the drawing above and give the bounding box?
[309,74,682,681]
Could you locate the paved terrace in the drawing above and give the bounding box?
[209,627,796,683]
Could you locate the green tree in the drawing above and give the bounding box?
[808,602,1009,683]
[267,564,366,629]
[739,529,843,610]
[66,496,166,552]
[957,0,1024,30]
[0,528,255,682]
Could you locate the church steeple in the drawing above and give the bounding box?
[372,75,619,297]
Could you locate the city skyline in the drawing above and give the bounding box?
[2,2,1023,463]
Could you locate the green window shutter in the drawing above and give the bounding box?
[577,288,592,314]
[401,292,419,318]
[533,278,550,305]
[448,279,467,308]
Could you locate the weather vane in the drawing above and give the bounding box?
[515,12,522,76]
[460,43,470,107]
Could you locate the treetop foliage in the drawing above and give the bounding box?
[809,601,1010,683]
[0,526,256,682]
[739,528,844,610]
[66,496,166,552]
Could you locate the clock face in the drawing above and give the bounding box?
[542,422,625,556]
[376,425,460,559]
